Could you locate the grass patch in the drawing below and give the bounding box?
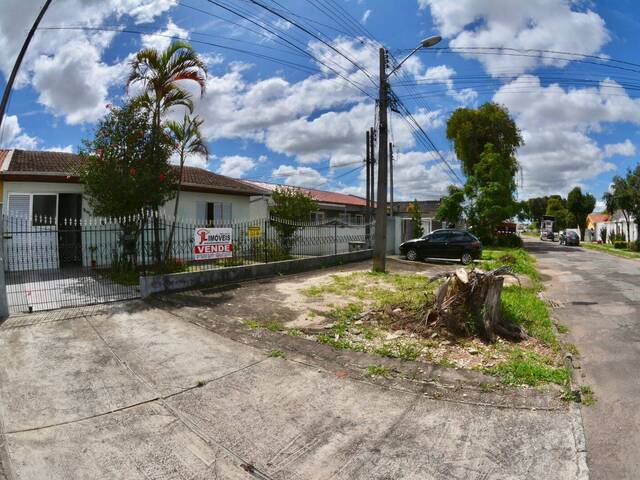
[438,358,457,368]
[373,342,422,361]
[581,242,640,260]
[501,285,558,348]
[480,382,497,393]
[243,318,284,332]
[483,348,569,386]
[556,323,569,334]
[366,364,390,378]
[303,272,435,311]
[481,247,541,288]
[267,349,285,358]
[287,328,302,337]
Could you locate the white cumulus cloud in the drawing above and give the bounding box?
[604,140,636,158]
[217,155,256,178]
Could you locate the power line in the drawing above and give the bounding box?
[203,0,375,98]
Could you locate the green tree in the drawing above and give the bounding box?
[78,103,176,217]
[446,102,523,177]
[567,187,596,240]
[436,185,465,227]
[464,143,518,241]
[269,187,318,252]
[408,199,424,238]
[603,175,634,242]
[525,196,549,226]
[164,113,208,258]
[545,196,568,231]
[78,103,176,264]
[128,40,207,262]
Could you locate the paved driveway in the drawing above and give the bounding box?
[0,266,587,479]
[526,238,640,480]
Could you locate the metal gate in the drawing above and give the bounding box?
[3,213,142,314]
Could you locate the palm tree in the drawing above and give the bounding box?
[127,40,207,263]
[164,113,208,258]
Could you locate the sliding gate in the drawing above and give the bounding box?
[3,213,141,315]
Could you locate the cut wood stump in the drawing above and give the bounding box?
[428,266,527,343]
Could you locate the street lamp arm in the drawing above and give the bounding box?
[388,35,442,77]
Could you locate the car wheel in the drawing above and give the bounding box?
[460,252,473,265]
[406,249,418,261]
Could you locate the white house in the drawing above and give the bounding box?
[0,149,267,270]
[592,209,638,243]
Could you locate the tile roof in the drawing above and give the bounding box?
[0,149,8,166]
[242,180,368,207]
[587,213,610,223]
[0,149,267,196]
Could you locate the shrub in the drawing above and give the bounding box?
[494,233,523,248]
[613,241,628,249]
[629,241,640,252]
[599,227,607,243]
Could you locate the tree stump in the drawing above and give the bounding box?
[428,267,527,343]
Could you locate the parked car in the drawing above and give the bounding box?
[560,230,580,246]
[399,229,482,265]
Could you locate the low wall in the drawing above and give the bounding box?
[139,249,373,298]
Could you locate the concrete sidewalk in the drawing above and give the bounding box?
[1,300,587,479]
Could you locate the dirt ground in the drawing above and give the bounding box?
[158,257,561,374]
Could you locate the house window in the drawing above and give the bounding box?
[205,202,232,225]
[311,211,325,223]
[352,214,363,225]
[32,194,57,226]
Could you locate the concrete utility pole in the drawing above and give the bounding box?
[0,0,53,133]
[389,142,394,217]
[371,36,441,272]
[373,47,389,272]
[365,130,370,245]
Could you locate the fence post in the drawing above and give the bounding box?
[334,223,337,255]
[0,216,9,318]
[263,218,268,263]
[140,214,146,275]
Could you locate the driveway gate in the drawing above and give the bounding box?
[2,213,142,314]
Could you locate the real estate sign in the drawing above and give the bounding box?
[194,227,233,260]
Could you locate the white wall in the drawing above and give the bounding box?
[162,190,253,221]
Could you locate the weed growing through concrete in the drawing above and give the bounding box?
[267,349,285,358]
[556,323,569,334]
[580,385,596,406]
[366,365,390,378]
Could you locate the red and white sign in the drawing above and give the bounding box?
[194,227,233,260]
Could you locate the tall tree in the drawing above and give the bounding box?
[545,196,568,231]
[78,102,176,260]
[446,102,523,177]
[127,40,207,262]
[436,185,465,227]
[164,113,208,258]
[525,196,549,226]
[445,103,522,243]
[464,143,518,241]
[603,174,634,242]
[567,187,596,240]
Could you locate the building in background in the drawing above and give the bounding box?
[241,180,369,224]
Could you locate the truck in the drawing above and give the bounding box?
[540,215,556,241]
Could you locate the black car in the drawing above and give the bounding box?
[399,229,482,265]
[560,230,580,246]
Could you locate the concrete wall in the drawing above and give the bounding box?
[140,249,373,297]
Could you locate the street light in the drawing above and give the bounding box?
[388,36,442,77]
[372,35,442,273]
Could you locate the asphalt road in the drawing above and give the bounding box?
[526,238,640,480]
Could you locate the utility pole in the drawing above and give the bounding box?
[373,47,388,272]
[389,142,394,217]
[0,0,53,132]
[365,130,371,245]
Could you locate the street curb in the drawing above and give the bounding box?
[565,354,589,480]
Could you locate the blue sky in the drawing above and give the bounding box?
[1,0,639,204]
